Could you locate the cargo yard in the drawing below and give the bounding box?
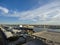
[0,0,60,45]
[0,24,60,45]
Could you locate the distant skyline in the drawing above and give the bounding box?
[0,0,60,24]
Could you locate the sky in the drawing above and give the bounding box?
[0,0,60,25]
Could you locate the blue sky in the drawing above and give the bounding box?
[0,0,60,24]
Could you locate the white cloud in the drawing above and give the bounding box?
[1,0,60,24]
[0,6,9,14]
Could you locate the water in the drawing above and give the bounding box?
[47,29,60,33]
[33,28,45,32]
[34,28,60,33]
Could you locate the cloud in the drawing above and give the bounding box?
[0,6,9,14]
[1,0,60,24]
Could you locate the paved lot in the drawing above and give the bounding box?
[32,31,60,43]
